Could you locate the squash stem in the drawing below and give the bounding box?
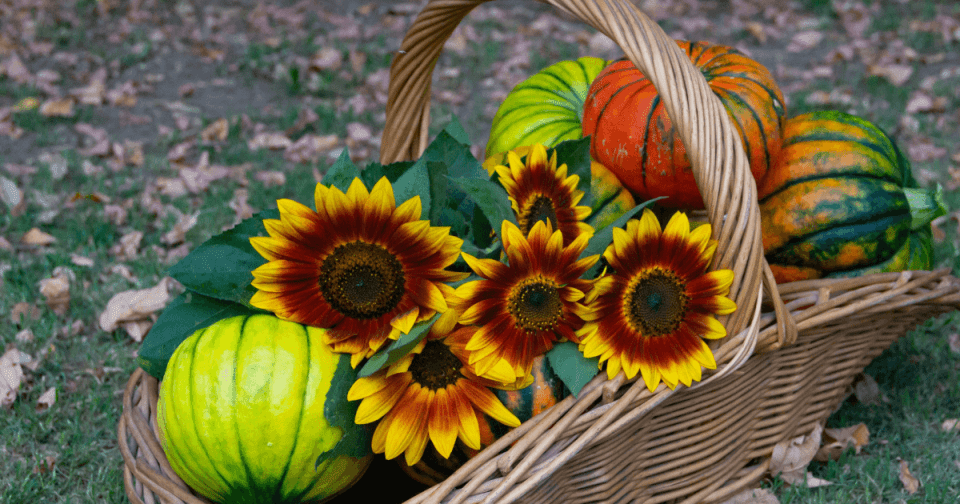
[904,184,948,231]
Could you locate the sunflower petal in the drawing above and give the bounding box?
[427,388,458,459]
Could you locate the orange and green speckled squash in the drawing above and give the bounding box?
[398,356,569,486]
[758,111,945,282]
[582,40,786,210]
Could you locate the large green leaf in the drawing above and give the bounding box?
[392,156,431,217]
[168,209,279,308]
[449,177,519,234]
[357,313,441,378]
[545,341,600,397]
[317,353,375,468]
[137,291,261,379]
[359,160,415,187]
[322,148,361,192]
[443,115,471,145]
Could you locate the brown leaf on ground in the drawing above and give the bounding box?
[834,1,873,40]
[71,67,107,105]
[942,419,959,432]
[21,228,56,246]
[853,373,881,405]
[39,98,75,117]
[906,91,948,114]
[898,460,920,494]
[75,123,111,157]
[248,132,292,150]
[229,188,255,223]
[815,423,870,461]
[254,170,286,187]
[907,137,948,163]
[35,387,56,412]
[15,329,33,343]
[110,231,143,260]
[1,348,31,408]
[284,107,320,135]
[161,211,199,245]
[38,270,71,316]
[0,236,12,251]
[32,455,57,475]
[0,175,24,215]
[786,31,824,52]
[770,424,831,487]
[867,63,913,86]
[284,133,338,164]
[105,81,137,108]
[180,164,232,194]
[98,277,172,339]
[200,118,229,142]
[0,107,25,139]
[948,333,960,354]
[10,302,41,325]
[1,53,31,83]
[310,47,342,71]
[155,177,188,198]
[719,488,780,504]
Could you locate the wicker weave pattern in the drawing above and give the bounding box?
[117,0,960,503]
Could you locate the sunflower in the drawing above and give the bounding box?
[249,177,468,367]
[347,327,521,465]
[577,209,737,392]
[453,219,598,383]
[494,144,592,246]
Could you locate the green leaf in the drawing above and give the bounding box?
[359,160,415,187]
[137,291,260,379]
[545,341,599,397]
[392,156,431,217]
[316,353,374,468]
[449,176,519,233]
[357,313,441,378]
[322,148,360,192]
[424,130,486,181]
[583,198,663,278]
[551,137,593,205]
[168,209,279,308]
[443,115,471,145]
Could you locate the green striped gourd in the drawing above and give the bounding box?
[157,314,373,503]
[485,57,610,159]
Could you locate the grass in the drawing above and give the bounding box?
[1,1,959,503]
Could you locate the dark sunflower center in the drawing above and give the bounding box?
[522,195,558,234]
[627,268,689,337]
[508,277,562,332]
[409,340,463,391]
[319,241,405,320]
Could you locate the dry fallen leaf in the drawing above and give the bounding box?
[15,329,34,343]
[787,31,824,52]
[284,133,338,164]
[36,387,56,412]
[815,423,870,461]
[10,302,42,325]
[254,170,286,187]
[70,254,95,267]
[719,488,780,504]
[21,228,56,246]
[868,63,914,86]
[0,175,24,215]
[310,47,342,71]
[1,348,31,408]
[248,132,292,150]
[898,459,920,494]
[942,419,959,432]
[770,424,831,487]
[38,271,71,316]
[161,211,199,245]
[110,231,143,260]
[39,97,75,117]
[200,117,229,142]
[948,333,960,354]
[32,455,57,475]
[99,277,172,337]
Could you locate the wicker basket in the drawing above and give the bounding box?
[118,0,960,502]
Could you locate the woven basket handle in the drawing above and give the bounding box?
[380,0,796,348]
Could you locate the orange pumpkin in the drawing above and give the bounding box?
[582,40,786,209]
